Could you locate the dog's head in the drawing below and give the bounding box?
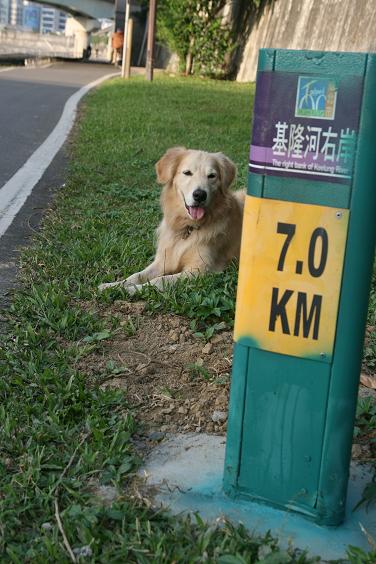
[156,147,236,222]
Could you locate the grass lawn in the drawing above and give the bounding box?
[0,74,375,562]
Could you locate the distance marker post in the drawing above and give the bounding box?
[224,48,376,525]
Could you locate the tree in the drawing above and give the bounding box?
[157,0,233,77]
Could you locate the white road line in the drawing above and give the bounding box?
[0,64,52,73]
[0,71,119,239]
[24,63,54,69]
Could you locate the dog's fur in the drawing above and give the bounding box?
[99,147,245,294]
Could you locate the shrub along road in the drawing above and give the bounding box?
[0,75,374,562]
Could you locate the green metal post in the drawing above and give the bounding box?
[224,48,376,525]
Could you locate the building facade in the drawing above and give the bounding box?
[40,6,66,33]
[0,0,9,25]
[9,0,23,26]
[1,0,67,32]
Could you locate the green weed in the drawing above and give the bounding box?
[188,362,212,381]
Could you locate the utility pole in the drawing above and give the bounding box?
[121,0,131,78]
[124,18,133,78]
[146,0,157,81]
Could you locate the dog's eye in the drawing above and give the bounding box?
[207,173,217,179]
[183,170,193,176]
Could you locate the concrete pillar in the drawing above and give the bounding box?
[65,16,100,58]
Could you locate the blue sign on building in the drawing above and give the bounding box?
[23,5,41,32]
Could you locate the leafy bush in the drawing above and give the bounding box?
[157,0,233,77]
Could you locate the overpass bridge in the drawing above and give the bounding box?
[0,1,133,61]
[38,0,114,20]
[0,1,152,65]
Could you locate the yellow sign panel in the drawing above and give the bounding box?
[234,196,349,361]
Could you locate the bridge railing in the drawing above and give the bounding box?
[0,28,78,59]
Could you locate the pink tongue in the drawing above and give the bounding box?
[188,206,205,220]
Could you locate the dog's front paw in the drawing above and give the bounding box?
[124,283,143,296]
[98,280,124,292]
[98,280,143,295]
[123,273,141,287]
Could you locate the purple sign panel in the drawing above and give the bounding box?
[249,71,364,184]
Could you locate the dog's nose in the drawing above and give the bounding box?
[192,189,207,203]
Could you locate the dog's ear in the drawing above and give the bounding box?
[215,153,236,190]
[156,147,187,184]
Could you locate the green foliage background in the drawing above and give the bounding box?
[157,0,232,76]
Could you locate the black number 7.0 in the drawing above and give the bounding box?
[277,222,329,277]
[277,222,296,271]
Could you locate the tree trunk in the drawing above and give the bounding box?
[185,36,195,75]
[185,52,193,75]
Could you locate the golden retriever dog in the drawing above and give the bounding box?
[99,147,245,295]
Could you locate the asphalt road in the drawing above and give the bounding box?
[0,62,114,187]
[0,61,117,328]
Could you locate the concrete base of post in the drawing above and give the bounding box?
[139,433,376,561]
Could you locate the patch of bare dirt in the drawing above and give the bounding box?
[77,301,232,436]
[77,300,375,463]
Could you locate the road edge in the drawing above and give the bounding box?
[0,70,119,239]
